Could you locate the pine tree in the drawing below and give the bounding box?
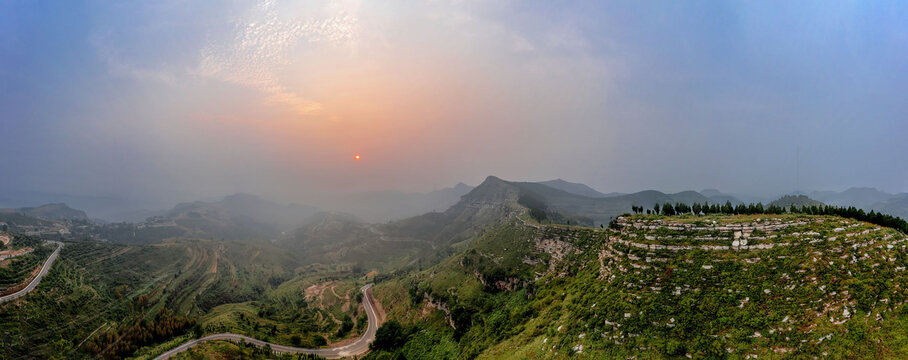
[663,203,675,216]
[722,201,733,214]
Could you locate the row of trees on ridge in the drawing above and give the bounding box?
[629,201,907,234]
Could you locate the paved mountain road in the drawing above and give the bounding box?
[0,241,63,303]
[155,283,379,359]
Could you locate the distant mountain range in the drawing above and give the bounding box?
[809,187,890,208]
[539,179,746,204]
[3,179,906,244]
[806,187,907,216]
[462,176,724,226]
[447,177,907,227]
[0,189,164,222]
[769,195,826,208]
[85,193,320,243]
[536,181,908,219]
[163,193,319,234]
[0,203,88,221]
[538,179,613,198]
[874,193,908,219]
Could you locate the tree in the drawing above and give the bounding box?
[313,335,327,346]
[662,203,675,216]
[676,202,690,214]
[336,314,355,337]
[371,321,409,350]
[692,203,702,216]
[654,204,660,215]
[451,305,474,340]
[722,201,734,214]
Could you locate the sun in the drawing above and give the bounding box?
[354,154,361,160]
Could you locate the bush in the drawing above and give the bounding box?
[336,314,354,337]
[371,320,411,351]
[663,340,687,357]
[313,335,328,346]
[527,208,547,222]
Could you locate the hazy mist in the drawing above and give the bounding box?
[1,1,906,214]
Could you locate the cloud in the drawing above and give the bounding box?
[195,0,359,116]
[93,35,178,85]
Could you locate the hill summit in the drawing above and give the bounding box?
[381,209,908,359]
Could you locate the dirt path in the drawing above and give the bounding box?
[330,284,350,302]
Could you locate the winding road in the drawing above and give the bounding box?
[0,241,63,303]
[155,283,380,359]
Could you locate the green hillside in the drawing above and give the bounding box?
[370,211,908,359]
[0,238,367,359]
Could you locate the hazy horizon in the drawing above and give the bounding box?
[2,1,906,210]
[2,175,905,221]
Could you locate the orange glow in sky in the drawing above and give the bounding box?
[354,154,361,160]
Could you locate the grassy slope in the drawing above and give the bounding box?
[371,213,908,359]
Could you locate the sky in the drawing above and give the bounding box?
[1,0,907,211]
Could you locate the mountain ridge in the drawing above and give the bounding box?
[0,203,89,221]
[537,179,609,198]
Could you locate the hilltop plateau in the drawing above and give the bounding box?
[367,186,908,358]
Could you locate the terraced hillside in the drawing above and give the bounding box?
[0,233,53,295]
[0,239,370,359]
[372,213,908,359]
